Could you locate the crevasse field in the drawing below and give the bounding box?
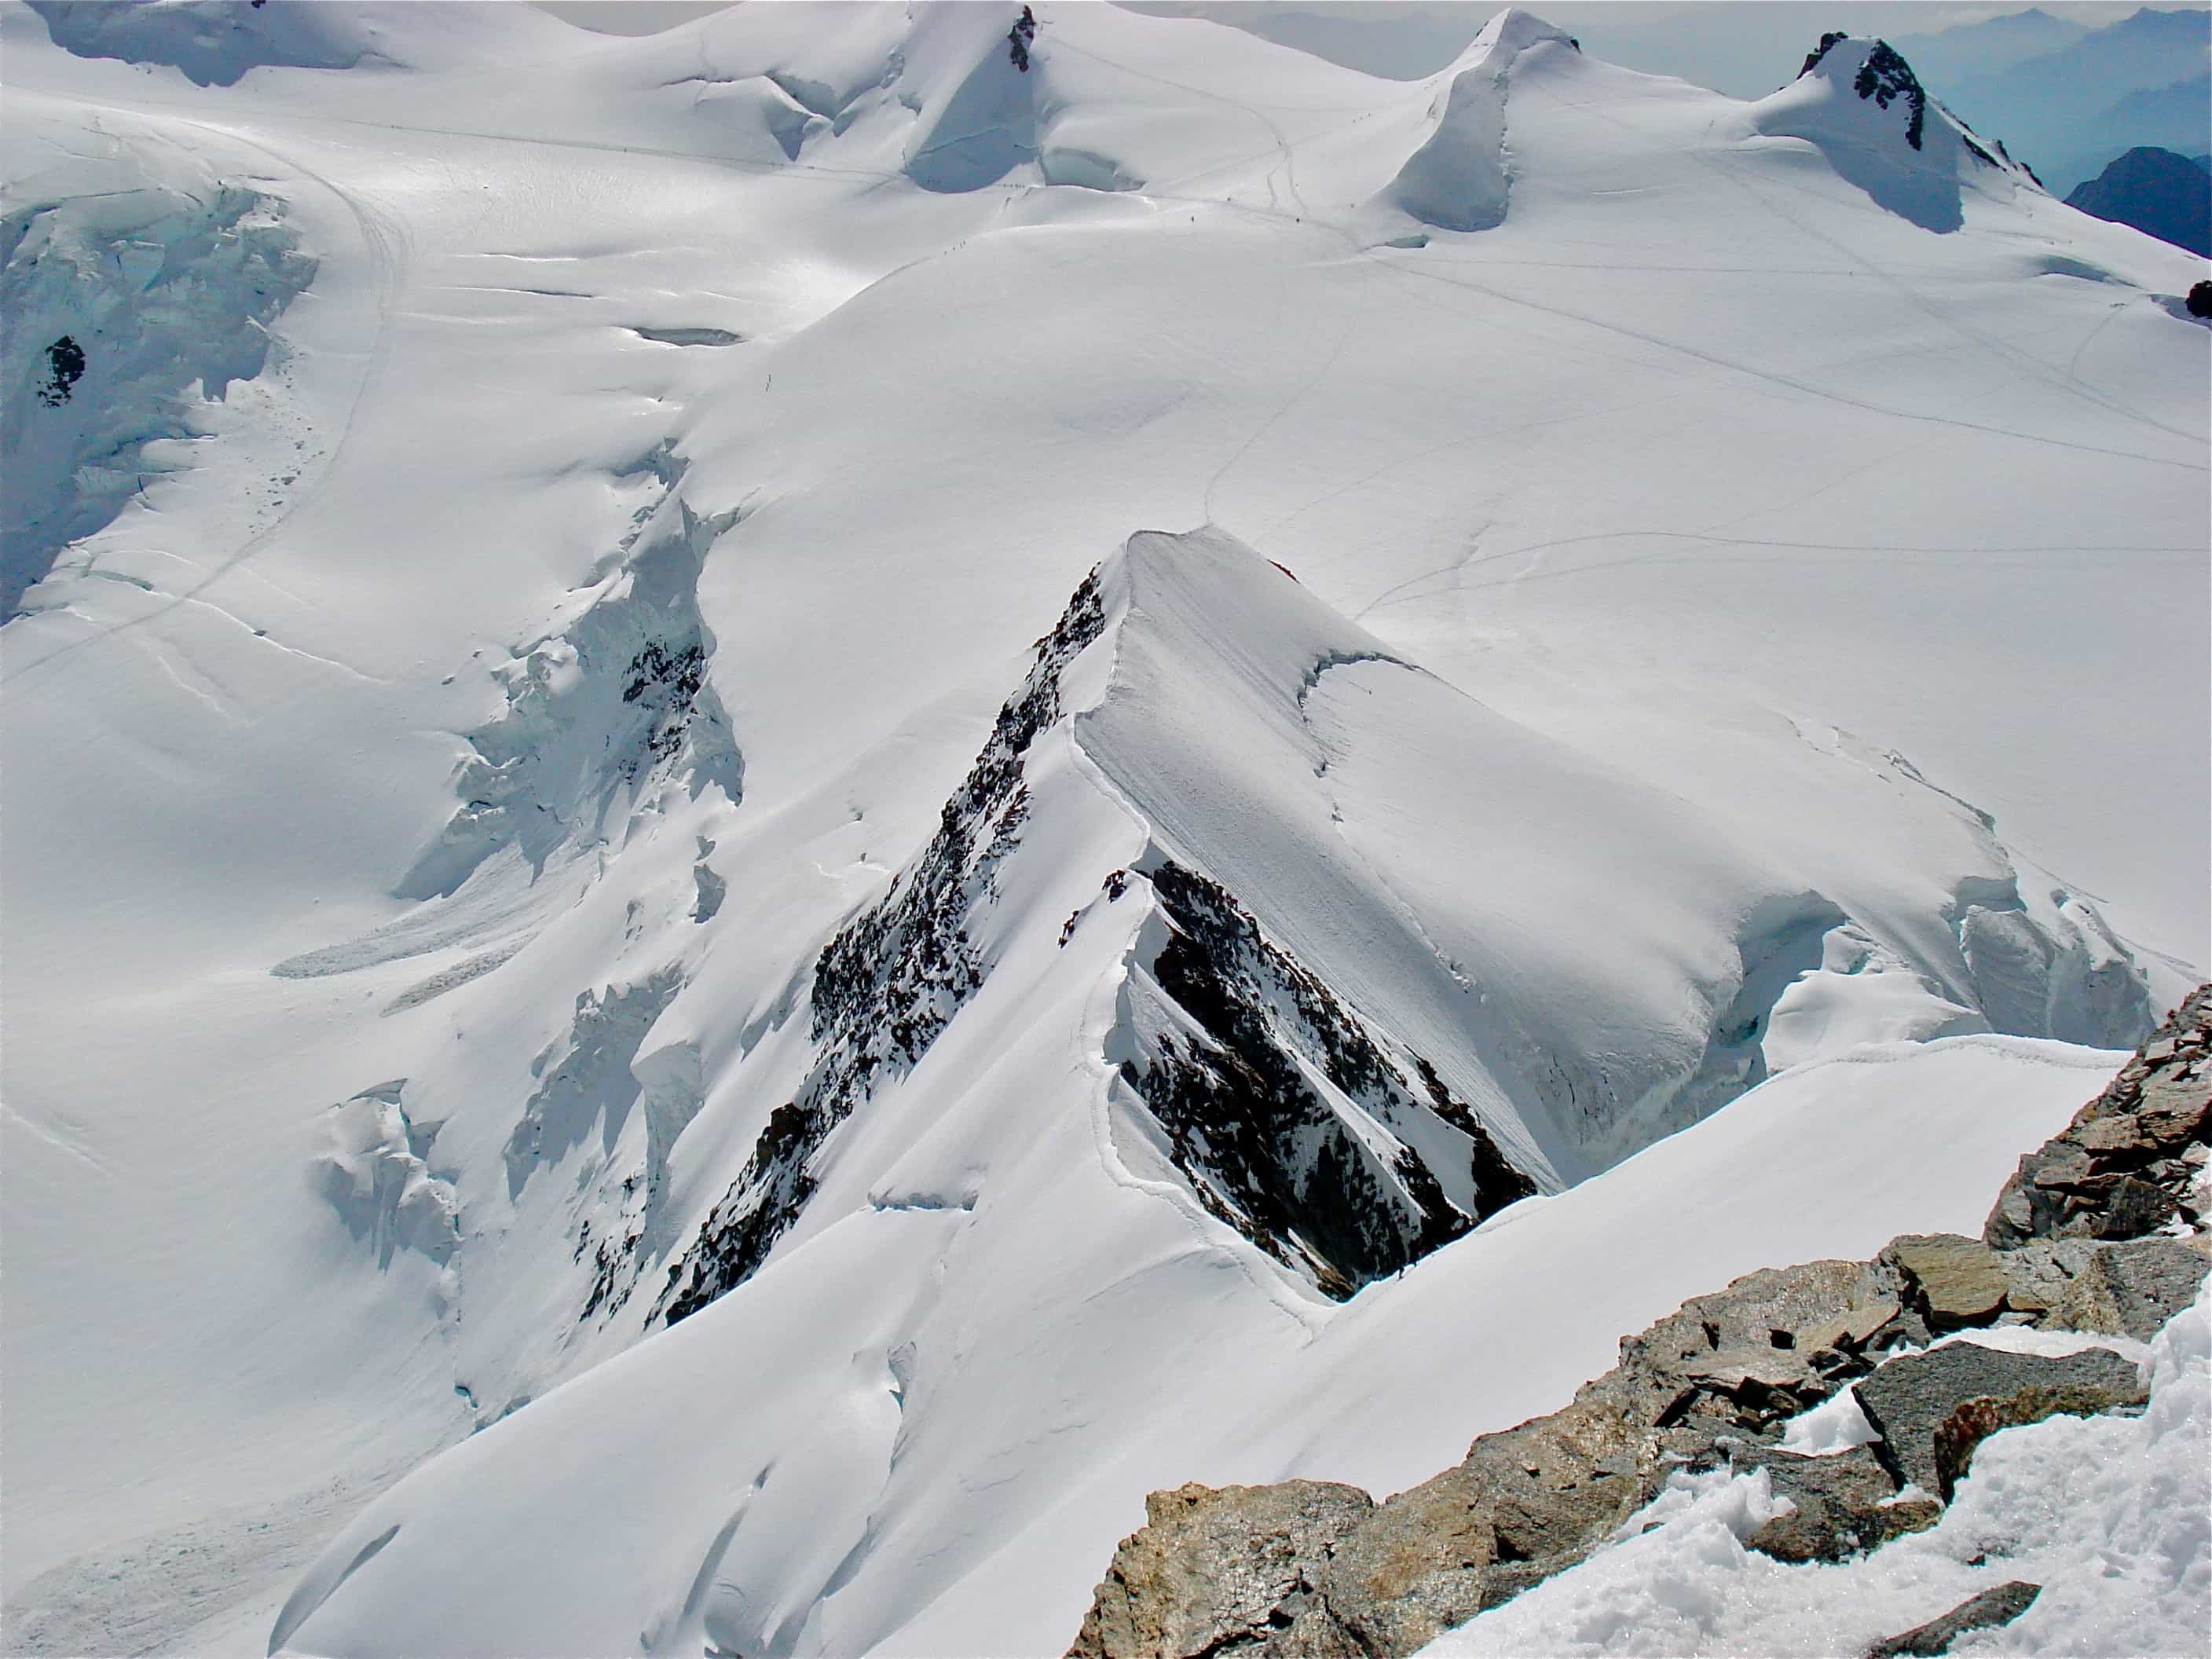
[2,2,2206,1656]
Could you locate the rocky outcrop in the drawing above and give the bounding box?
[1984,985,2210,1248]
[1878,1234,2008,1329]
[1118,861,1532,1298]
[1864,1581,2040,1658]
[1852,1342,2146,1499]
[1796,34,1928,151]
[2047,1234,2211,1341]
[1734,1445,1940,1564]
[1071,1257,1929,1658]
[1066,989,2211,1658]
[1071,1483,1372,1659]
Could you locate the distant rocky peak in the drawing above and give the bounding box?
[1800,30,1850,78]
[1799,34,1928,148]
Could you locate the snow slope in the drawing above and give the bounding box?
[271,1034,2122,1659]
[2,3,2205,1654]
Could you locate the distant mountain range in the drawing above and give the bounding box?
[2066,145,2212,255]
[1890,6,2092,84]
[1905,6,2212,192]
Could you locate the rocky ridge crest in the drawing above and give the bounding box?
[1069,988,2212,1659]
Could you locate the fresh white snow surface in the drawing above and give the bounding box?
[2,2,2205,1655]
[269,1037,2121,1659]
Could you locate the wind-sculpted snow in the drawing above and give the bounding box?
[24,0,584,86]
[317,1081,460,1273]
[396,471,742,903]
[504,970,685,1205]
[1,167,315,614]
[25,0,368,86]
[1373,9,1578,233]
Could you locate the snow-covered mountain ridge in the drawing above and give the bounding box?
[2,3,2205,1654]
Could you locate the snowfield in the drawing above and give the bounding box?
[1,2,2204,1656]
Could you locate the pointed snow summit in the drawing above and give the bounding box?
[1372,8,1580,233]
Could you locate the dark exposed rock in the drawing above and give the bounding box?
[621,639,705,764]
[1007,4,1037,72]
[1853,42,1927,150]
[1412,1058,1537,1220]
[1985,985,2210,1247]
[1853,1342,2146,1500]
[37,334,82,407]
[1120,862,1529,1297]
[1864,1581,2040,1657]
[1800,31,1848,78]
[665,552,1545,1326]
[1734,1445,1941,1564]
[659,573,1106,1324]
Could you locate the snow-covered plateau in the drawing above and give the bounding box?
[1,2,2205,1656]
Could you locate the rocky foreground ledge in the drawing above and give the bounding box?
[1069,990,2212,1659]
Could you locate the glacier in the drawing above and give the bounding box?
[1,2,2205,1655]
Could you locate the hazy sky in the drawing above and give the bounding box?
[531,2,2204,97]
[533,0,731,31]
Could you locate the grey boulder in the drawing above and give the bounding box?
[1854,1342,2146,1500]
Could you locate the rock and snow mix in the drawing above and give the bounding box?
[2,3,2206,1656]
[1074,993,2212,1659]
[1424,1284,2210,1659]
